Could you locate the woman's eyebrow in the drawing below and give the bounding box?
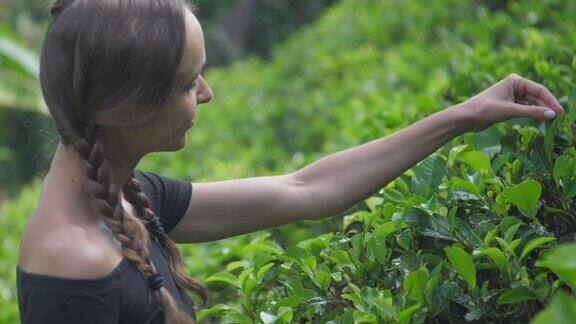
[189,59,207,82]
[177,59,207,83]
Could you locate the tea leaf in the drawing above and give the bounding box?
[403,267,429,304]
[535,243,576,289]
[544,117,559,162]
[431,282,458,316]
[457,151,491,172]
[497,286,538,305]
[502,179,541,218]
[205,271,242,289]
[472,248,508,274]
[520,236,556,261]
[412,153,447,195]
[531,290,576,324]
[444,246,476,290]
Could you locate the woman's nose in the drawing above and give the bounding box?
[197,76,213,104]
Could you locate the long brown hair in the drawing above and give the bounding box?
[40,0,207,322]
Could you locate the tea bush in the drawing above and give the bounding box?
[1,0,575,323]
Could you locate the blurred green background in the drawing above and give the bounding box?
[0,0,335,202]
[1,0,575,322]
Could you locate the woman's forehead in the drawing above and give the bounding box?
[177,11,205,79]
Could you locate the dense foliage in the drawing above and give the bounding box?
[1,0,575,323]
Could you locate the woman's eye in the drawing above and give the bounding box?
[186,75,200,91]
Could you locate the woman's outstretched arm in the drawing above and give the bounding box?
[169,74,564,244]
[169,106,467,244]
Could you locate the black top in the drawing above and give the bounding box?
[16,170,195,324]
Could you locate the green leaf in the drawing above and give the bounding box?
[448,144,469,166]
[484,228,498,247]
[403,207,455,242]
[398,304,421,324]
[403,268,429,304]
[381,202,395,220]
[510,238,523,252]
[239,269,256,292]
[352,310,378,323]
[367,233,388,265]
[349,233,363,265]
[365,196,383,213]
[497,286,538,305]
[473,248,508,274]
[447,206,458,235]
[457,151,491,172]
[453,217,484,247]
[396,229,412,250]
[520,237,556,261]
[412,153,447,195]
[512,159,523,178]
[256,263,275,281]
[444,246,476,290]
[504,223,521,243]
[449,177,480,195]
[553,155,569,184]
[197,303,233,321]
[242,242,284,255]
[359,287,395,319]
[502,179,541,218]
[284,246,316,270]
[535,243,576,289]
[222,310,253,324]
[374,220,405,238]
[284,276,316,299]
[531,290,576,324]
[544,117,559,162]
[495,237,517,258]
[553,154,576,197]
[315,271,332,290]
[272,295,303,311]
[425,276,439,305]
[432,282,458,316]
[277,307,293,323]
[553,154,576,198]
[205,271,241,289]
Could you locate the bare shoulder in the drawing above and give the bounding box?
[18,225,122,280]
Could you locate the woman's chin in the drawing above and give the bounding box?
[168,129,188,151]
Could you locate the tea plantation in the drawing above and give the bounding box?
[1,0,575,323]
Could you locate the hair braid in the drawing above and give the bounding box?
[72,123,196,323]
[124,175,208,305]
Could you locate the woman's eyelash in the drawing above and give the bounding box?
[187,78,198,90]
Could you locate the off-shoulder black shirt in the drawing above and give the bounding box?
[16,170,195,324]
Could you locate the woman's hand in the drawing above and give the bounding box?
[455,73,565,133]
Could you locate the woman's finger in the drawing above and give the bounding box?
[522,93,550,108]
[513,77,564,113]
[508,102,558,121]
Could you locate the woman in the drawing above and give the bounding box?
[15,0,565,323]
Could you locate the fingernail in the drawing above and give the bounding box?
[544,109,556,119]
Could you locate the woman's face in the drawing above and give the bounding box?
[129,9,213,153]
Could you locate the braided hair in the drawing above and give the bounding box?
[40,0,208,322]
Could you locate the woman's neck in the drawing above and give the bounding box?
[36,141,138,225]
